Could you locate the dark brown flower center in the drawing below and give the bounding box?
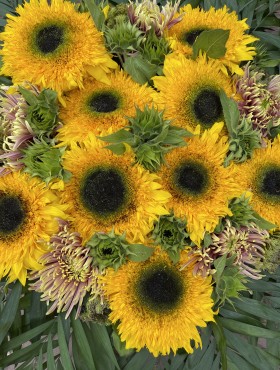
[193,89,223,127]
[36,25,64,54]
[0,195,26,236]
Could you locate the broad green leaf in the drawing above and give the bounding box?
[192,29,230,59]
[18,86,38,106]
[84,323,120,370]
[123,56,158,85]
[84,0,105,31]
[251,212,277,230]
[0,340,44,367]
[219,90,240,136]
[127,245,154,262]
[185,327,212,368]
[211,318,227,370]
[0,320,54,352]
[36,349,43,370]
[233,297,280,323]
[253,31,280,49]
[123,349,157,370]
[240,0,257,27]
[219,317,280,339]
[213,254,227,282]
[57,315,74,370]
[105,143,127,155]
[227,349,256,370]
[71,313,96,370]
[0,281,22,346]
[99,129,133,143]
[47,334,56,370]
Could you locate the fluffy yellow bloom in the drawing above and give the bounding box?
[0,0,117,103]
[102,248,215,356]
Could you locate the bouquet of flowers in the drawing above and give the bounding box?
[0,0,280,368]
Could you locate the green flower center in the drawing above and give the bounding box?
[36,25,65,54]
[89,92,120,113]
[135,263,184,313]
[0,195,26,236]
[182,28,205,46]
[260,168,280,199]
[174,161,209,195]
[193,89,223,127]
[80,168,129,218]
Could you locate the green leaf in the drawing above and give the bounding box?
[47,334,56,370]
[123,349,157,370]
[127,245,154,262]
[219,317,280,339]
[105,143,127,155]
[112,330,135,357]
[84,0,105,30]
[99,129,133,143]
[219,90,240,137]
[0,320,54,352]
[211,318,228,370]
[57,315,74,370]
[232,297,280,323]
[251,212,277,230]
[203,232,212,248]
[0,339,45,367]
[123,56,158,85]
[71,313,96,370]
[192,29,230,59]
[18,86,38,106]
[84,323,120,370]
[0,282,22,346]
[253,31,280,49]
[213,254,227,281]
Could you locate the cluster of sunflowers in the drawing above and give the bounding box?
[0,0,280,361]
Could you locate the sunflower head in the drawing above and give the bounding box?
[0,0,117,101]
[102,248,215,356]
[167,5,257,74]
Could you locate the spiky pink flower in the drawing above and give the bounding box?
[211,220,269,279]
[0,85,37,174]
[128,0,183,37]
[236,64,280,138]
[29,220,104,319]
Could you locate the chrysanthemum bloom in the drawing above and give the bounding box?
[30,219,104,319]
[211,220,268,279]
[236,64,280,137]
[237,136,280,227]
[60,135,171,243]
[56,71,153,146]
[0,172,67,285]
[167,5,257,75]
[152,53,234,133]
[102,248,215,356]
[0,86,36,175]
[128,0,183,37]
[0,0,117,103]
[158,123,242,245]
[183,245,221,277]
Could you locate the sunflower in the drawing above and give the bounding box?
[0,0,117,103]
[167,5,257,75]
[158,123,242,245]
[237,137,280,227]
[0,172,67,285]
[102,248,215,356]
[56,71,153,146]
[60,135,170,243]
[152,53,234,133]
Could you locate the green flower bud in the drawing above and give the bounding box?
[105,4,129,29]
[151,213,190,263]
[19,87,59,136]
[80,296,111,325]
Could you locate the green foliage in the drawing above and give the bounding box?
[87,229,154,270]
[105,3,129,28]
[19,87,59,137]
[260,230,280,273]
[228,194,277,230]
[151,213,190,263]
[100,106,193,171]
[213,254,248,305]
[219,91,262,166]
[84,0,106,30]
[80,296,111,325]
[192,29,230,59]
[20,139,70,184]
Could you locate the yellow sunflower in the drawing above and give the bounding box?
[158,123,242,245]
[60,135,171,243]
[57,71,153,146]
[0,0,117,103]
[0,171,67,285]
[152,53,234,133]
[167,5,257,75]
[237,137,280,227]
[102,248,215,356]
